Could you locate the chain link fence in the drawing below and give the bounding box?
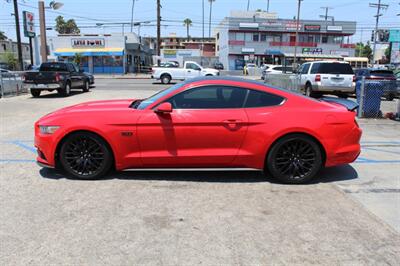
[356,77,400,119]
[0,72,27,98]
[263,73,400,120]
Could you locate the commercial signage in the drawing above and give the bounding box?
[304,25,321,32]
[327,26,343,32]
[302,48,323,55]
[241,47,255,53]
[239,23,259,29]
[163,49,177,58]
[285,22,301,31]
[260,21,283,28]
[72,38,105,48]
[390,42,400,64]
[23,11,35,38]
[389,30,400,42]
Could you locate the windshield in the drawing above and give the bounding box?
[135,82,185,110]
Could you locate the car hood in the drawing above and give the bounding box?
[39,99,136,122]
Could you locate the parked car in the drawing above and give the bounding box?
[24,62,91,97]
[262,65,293,80]
[213,62,224,70]
[354,69,398,101]
[84,72,95,85]
[34,76,361,184]
[243,63,257,75]
[297,61,355,98]
[0,68,10,73]
[152,61,219,84]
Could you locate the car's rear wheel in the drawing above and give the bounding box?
[59,132,113,179]
[58,82,71,97]
[305,84,318,98]
[266,134,323,184]
[31,90,41,97]
[161,74,171,84]
[82,80,90,92]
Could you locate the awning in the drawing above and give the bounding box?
[54,48,124,56]
[283,53,343,59]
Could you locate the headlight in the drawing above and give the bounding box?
[39,125,60,134]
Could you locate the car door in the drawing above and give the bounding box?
[136,85,249,167]
[185,62,201,79]
[67,63,80,88]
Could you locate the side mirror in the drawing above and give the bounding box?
[155,102,172,114]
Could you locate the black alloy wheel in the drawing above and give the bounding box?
[59,132,112,179]
[267,134,322,184]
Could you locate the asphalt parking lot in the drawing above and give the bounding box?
[1,78,399,265]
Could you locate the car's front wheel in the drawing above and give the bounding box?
[31,90,41,97]
[82,80,90,92]
[266,134,323,184]
[59,132,113,179]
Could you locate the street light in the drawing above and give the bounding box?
[39,1,63,63]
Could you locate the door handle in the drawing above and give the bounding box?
[222,119,242,129]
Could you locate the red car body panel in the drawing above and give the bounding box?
[34,78,361,171]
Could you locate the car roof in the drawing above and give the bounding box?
[309,61,349,64]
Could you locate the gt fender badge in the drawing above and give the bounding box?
[121,131,133,137]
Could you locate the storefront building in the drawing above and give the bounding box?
[48,33,153,74]
[215,11,357,70]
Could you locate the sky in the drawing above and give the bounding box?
[1,0,399,44]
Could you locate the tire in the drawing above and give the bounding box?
[305,84,317,98]
[59,132,113,180]
[266,134,323,184]
[161,74,171,84]
[58,82,71,97]
[31,90,41,97]
[385,94,394,101]
[82,80,90,92]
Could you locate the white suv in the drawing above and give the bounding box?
[297,61,355,98]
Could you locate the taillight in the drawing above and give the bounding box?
[315,74,321,82]
[352,75,356,82]
[21,74,26,81]
[55,72,60,82]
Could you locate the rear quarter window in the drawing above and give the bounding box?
[245,89,285,108]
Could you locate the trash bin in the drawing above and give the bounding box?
[356,80,384,118]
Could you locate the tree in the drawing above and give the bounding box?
[0,52,17,70]
[208,0,216,38]
[183,18,192,41]
[0,31,7,40]
[73,53,82,66]
[55,16,80,34]
[355,42,372,60]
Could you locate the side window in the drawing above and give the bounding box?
[301,64,310,74]
[166,86,247,109]
[186,63,200,71]
[310,63,320,74]
[67,63,75,72]
[244,89,284,108]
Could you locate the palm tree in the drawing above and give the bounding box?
[183,18,192,41]
[208,0,215,38]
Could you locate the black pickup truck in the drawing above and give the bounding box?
[24,62,91,97]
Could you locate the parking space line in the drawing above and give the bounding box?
[10,140,36,153]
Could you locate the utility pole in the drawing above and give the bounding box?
[39,1,48,63]
[12,0,23,70]
[247,0,250,11]
[319,6,333,21]
[267,0,270,12]
[130,0,136,32]
[369,0,389,64]
[157,0,161,62]
[293,0,302,68]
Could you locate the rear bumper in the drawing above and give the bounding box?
[27,83,60,90]
[314,84,355,93]
[325,125,362,167]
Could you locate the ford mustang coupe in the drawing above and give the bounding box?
[35,77,361,184]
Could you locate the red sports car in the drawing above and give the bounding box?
[35,77,361,184]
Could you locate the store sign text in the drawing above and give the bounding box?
[72,39,105,48]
